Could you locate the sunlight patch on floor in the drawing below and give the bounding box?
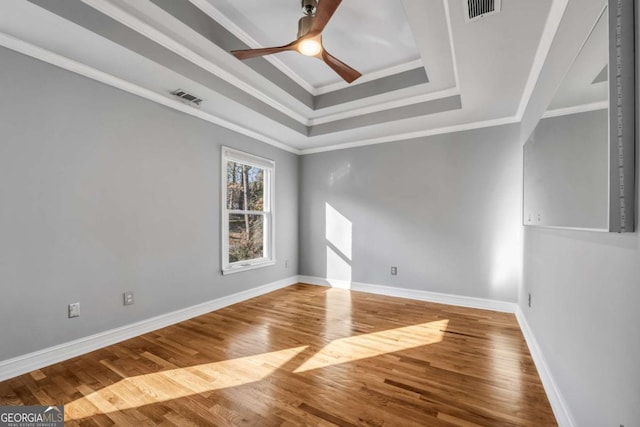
[64,346,308,421]
[64,319,449,421]
[294,319,449,372]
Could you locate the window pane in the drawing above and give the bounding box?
[228,214,264,263]
[226,162,264,211]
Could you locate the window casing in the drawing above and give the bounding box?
[221,147,275,274]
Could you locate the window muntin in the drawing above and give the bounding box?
[221,147,274,274]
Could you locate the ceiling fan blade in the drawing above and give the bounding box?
[231,40,298,60]
[321,49,361,83]
[307,0,342,37]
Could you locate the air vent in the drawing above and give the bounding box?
[464,0,501,22]
[171,89,203,107]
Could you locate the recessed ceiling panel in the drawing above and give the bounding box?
[204,0,421,89]
[547,6,608,111]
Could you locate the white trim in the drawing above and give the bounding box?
[0,32,523,157]
[297,276,517,313]
[186,0,316,95]
[308,87,460,126]
[82,0,309,126]
[221,146,276,274]
[515,307,577,427]
[0,270,576,427]
[300,115,520,154]
[515,0,570,120]
[221,260,276,275]
[442,0,461,90]
[0,0,572,156]
[313,60,426,96]
[223,145,276,169]
[0,32,301,155]
[524,223,608,232]
[189,0,425,97]
[0,276,298,382]
[542,100,609,118]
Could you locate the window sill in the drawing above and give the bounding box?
[222,260,276,275]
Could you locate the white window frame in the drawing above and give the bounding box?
[221,146,275,275]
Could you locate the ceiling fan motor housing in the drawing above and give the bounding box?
[297,15,314,38]
[301,0,317,16]
[230,0,362,83]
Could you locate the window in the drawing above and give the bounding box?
[221,147,275,274]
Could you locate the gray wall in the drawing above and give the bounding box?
[0,47,298,361]
[523,109,609,230]
[516,2,640,426]
[519,0,607,142]
[521,224,640,426]
[518,8,640,425]
[299,124,523,302]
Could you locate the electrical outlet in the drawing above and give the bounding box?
[391,266,397,275]
[123,291,134,306]
[68,302,80,318]
[528,293,532,308]
[285,259,289,268]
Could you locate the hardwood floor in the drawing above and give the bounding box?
[0,284,557,426]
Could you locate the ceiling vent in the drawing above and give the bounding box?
[171,89,203,107]
[464,0,501,22]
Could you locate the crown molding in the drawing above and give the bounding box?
[542,100,608,118]
[187,0,317,95]
[0,31,301,155]
[442,0,461,90]
[190,0,427,97]
[313,60,425,96]
[300,115,520,154]
[308,86,460,126]
[82,0,455,130]
[3,0,569,155]
[83,0,311,125]
[516,0,570,120]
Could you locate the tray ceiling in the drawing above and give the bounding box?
[0,0,563,153]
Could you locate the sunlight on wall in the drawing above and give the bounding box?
[490,173,523,294]
[326,246,352,288]
[325,203,352,288]
[294,319,449,373]
[325,203,352,259]
[490,224,522,292]
[329,162,351,187]
[64,346,309,421]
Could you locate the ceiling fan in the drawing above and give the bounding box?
[230,0,362,83]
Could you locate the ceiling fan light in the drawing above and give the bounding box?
[298,39,322,56]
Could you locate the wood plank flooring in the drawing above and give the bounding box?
[0,284,557,426]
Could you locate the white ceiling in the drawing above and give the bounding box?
[203,0,422,91]
[0,0,568,154]
[547,5,608,112]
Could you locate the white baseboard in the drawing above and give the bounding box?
[515,307,576,427]
[298,275,575,427]
[298,275,517,313]
[0,276,298,382]
[0,275,575,427]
